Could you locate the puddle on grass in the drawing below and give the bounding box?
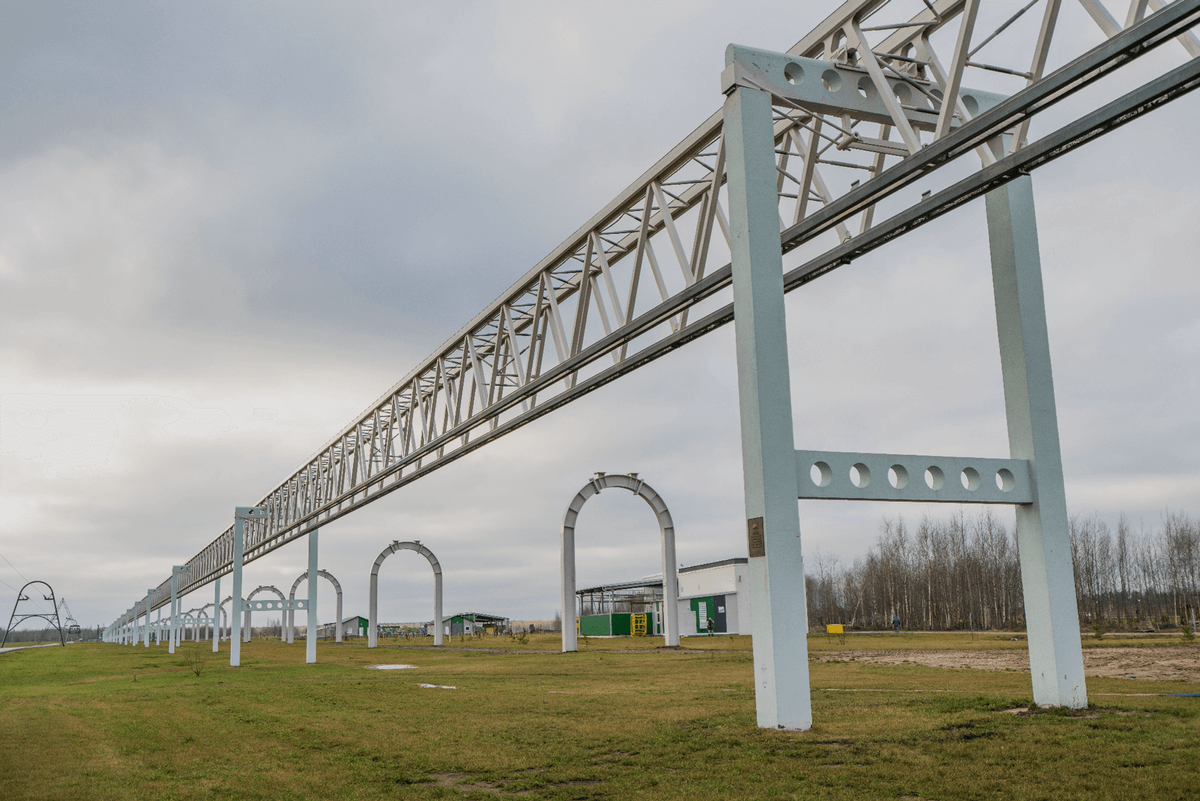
[418,683,457,689]
[366,664,419,670]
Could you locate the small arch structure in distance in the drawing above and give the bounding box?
[368,541,443,648]
[561,472,679,653]
[287,570,343,643]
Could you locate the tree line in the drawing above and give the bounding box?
[804,509,1200,632]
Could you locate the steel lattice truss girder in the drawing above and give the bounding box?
[149,0,1200,608]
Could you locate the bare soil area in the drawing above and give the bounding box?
[812,645,1200,682]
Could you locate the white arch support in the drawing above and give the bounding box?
[561,472,679,653]
[244,585,286,642]
[287,570,343,643]
[368,541,443,648]
[220,596,236,642]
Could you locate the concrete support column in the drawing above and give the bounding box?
[306,529,318,664]
[144,594,152,647]
[560,520,577,653]
[230,510,247,667]
[212,578,220,653]
[168,569,181,654]
[724,84,812,731]
[985,175,1087,708]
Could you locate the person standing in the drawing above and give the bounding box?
[892,614,901,634]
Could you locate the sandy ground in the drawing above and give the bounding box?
[811,645,1200,683]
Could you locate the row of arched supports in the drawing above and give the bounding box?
[104,473,681,660]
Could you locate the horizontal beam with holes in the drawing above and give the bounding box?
[721,45,1006,133]
[795,450,1032,504]
[241,599,308,612]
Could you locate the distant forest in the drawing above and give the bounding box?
[805,509,1200,632]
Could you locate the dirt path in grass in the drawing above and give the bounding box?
[811,646,1200,682]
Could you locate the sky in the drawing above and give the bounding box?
[1,1,1197,633]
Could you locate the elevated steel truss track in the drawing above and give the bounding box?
[149,0,1200,607]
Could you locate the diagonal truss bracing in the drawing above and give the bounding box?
[155,0,1200,606]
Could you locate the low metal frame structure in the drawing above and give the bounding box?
[368,541,443,648]
[107,0,1200,727]
[2,581,65,647]
[243,586,285,642]
[560,472,680,651]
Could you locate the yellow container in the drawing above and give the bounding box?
[826,624,844,634]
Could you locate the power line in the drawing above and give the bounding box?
[0,552,29,583]
[0,553,50,614]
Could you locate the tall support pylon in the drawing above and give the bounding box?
[985,175,1086,707]
[722,57,1091,727]
[723,82,811,731]
[144,591,154,648]
[230,506,266,667]
[212,577,221,653]
[306,530,318,665]
[169,566,189,654]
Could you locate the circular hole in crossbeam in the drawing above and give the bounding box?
[785,62,805,86]
[821,69,842,92]
[962,94,979,115]
[850,463,871,489]
[857,76,876,99]
[925,466,945,491]
[961,467,980,491]
[811,461,832,488]
[889,465,909,490]
[996,468,1015,492]
[893,82,912,104]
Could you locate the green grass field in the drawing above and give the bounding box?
[1,634,1197,800]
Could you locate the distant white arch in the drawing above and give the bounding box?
[561,472,679,652]
[244,585,285,642]
[181,611,197,642]
[287,570,343,643]
[368,541,443,648]
[219,596,238,642]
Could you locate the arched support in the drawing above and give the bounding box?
[197,603,217,643]
[561,472,679,653]
[368,541,443,648]
[244,585,286,642]
[219,596,236,642]
[287,570,343,643]
[4,581,67,648]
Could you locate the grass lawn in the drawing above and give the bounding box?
[1,633,1197,800]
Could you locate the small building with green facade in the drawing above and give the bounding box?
[319,615,369,639]
[576,558,751,637]
[438,612,510,636]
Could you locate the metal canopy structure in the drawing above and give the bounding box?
[112,0,1198,698]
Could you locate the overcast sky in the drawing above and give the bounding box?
[2,1,1197,632]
